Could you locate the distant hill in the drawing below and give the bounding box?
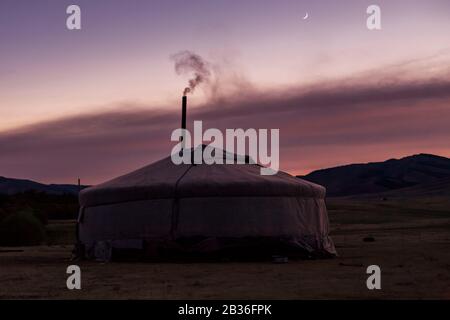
[0,176,85,195]
[378,176,450,198]
[299,154,450,197]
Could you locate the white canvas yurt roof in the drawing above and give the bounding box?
[77,147,336,261]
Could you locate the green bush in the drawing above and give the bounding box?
[0,209,46,246]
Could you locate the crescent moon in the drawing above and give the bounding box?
[303,12,309,20]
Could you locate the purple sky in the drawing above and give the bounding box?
[0,0,449,184]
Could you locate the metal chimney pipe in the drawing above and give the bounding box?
[181,95,187,130]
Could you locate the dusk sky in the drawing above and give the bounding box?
[1,0,450,184]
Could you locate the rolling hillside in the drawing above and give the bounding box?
[0,176,84,195]
[300,154,450,197]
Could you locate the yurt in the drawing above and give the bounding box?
[77,147,336,261]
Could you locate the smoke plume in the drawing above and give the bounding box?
[172,50,211,95]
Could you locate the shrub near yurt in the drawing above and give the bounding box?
[0,208,46,246]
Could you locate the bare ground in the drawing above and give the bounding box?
[1,218,450,299]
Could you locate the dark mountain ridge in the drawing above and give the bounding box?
[300,153,450,197]
[0,176,85,195]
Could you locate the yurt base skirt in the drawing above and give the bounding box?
[75,235,336,262]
